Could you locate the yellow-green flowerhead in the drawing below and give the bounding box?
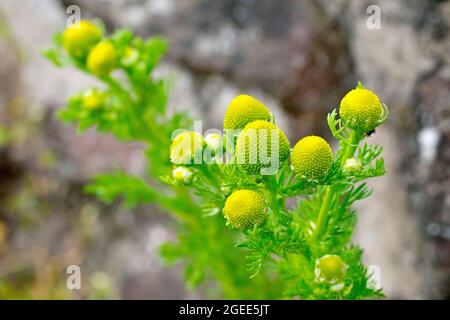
[82,89,105,110]
[235,120,290,175]
[172,166,194,184]
[223,189,267,229]
[291,136,333,179]
[63,20,102,59]
[223,95,271,130]
[87,42,117,77]
[170,131,204,165]
[340,87,383,132]
[315,255,348,284]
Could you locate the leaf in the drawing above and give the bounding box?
[53,31,64,46]
[85,172,157,208]
[201,202,220,217]
[110,29,134,48]
[356,81,365,89]
[184,264,205,288]
[42,48,64,67]
[144,37,168,71]
[159,242,183,265]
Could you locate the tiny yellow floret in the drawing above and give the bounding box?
[291,136,333,179]
[223,95,271,130]
[87,42,117,77]
[235,120,290,174]
[223,189,267,229]
[63,20,102,59]
[340,88,383,132]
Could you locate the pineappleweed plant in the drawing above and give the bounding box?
[45,20,388,300]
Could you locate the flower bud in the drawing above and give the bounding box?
[204,133,222,151]
[315,254,348,284]
[63,20,102,59]
[291,136,333,179]
[343,157,362,172]
[122,47,139,66]
[87,42,117,77]
[172,166,194,184]
[223,95,271,130]
[170,131,204,165]
[220,184,232,195]
[223,189,267,229]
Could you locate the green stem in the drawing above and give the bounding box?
[313,129,361,241]
[342,130,361,164]
[312,186,333,240]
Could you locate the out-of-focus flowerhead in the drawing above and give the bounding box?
[122,46,139,66]
[63,20,102,59]
[82,89,106,110]
[87,41,117,77]
[172,166,194,184]
[170,131,204,165]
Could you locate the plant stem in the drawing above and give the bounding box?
[342,130,361,164]
[313,129,361,241]
[312,186,333,240]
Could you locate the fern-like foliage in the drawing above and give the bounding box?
[45,19,389,300]
[44,20,283,299]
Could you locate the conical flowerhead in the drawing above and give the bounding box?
[291,135,333,179]
[340,87,383,132]
[223,189,267,229]
[223,95,271,130]
[235,120,290,175]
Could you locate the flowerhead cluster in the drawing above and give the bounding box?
[168,95,336,177]
[63,20,117,77]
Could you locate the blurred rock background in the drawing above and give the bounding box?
[0,0,448,299]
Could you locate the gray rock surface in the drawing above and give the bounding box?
[319,0,449,298]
